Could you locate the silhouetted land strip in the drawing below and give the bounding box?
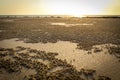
[0,15,120,18]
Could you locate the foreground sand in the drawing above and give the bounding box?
[0,46,114,80]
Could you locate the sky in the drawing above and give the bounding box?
[0,0,120,16]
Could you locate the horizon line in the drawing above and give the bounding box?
[0,14,120,18]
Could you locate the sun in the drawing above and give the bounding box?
[44,1,89,17]
[72,14,85,18]
[70,13,85,18]
[42,0,111,16]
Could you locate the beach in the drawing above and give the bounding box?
[0,17,120,80]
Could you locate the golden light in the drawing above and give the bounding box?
[70,13,85,18]
[43,0,106,16]
[0,0,120,15]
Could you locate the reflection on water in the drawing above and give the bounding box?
[48,66,63,74]
[32,29,41,32]
[0,67,36,80]
[0,30,3,32]
[3,19,14,22]
[0,38,120,80]
[51,22,93,27]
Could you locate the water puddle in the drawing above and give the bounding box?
[51,22,93,27]
[2,19,14,22]
[0,67,36,80]
[32,29,42,32]
[31,59,50,65]
[0,38,120,80]
[0,30,3,32]
[48,66,63,74]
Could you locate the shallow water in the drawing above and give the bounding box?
[0,30,3,32]
[51,22,93,27]
[3,19,14,22]
[0,38,120,80]
[0,67,36,80]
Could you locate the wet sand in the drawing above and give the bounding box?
[0,17,120,80]
[0,39,120,80]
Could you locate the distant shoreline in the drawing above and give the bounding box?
[0,15,120,18]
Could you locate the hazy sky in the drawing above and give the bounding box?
[0,0,120,15]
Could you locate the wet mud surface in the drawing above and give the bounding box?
[0,17,120,50]
[0,46,114,80]
[0,17,120,80]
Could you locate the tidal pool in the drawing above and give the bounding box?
[51,22,93,27]
[0,67,36,80]
[0,30,3,32]
[0,38,120,80]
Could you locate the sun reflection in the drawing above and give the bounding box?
[72,14,85,18]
